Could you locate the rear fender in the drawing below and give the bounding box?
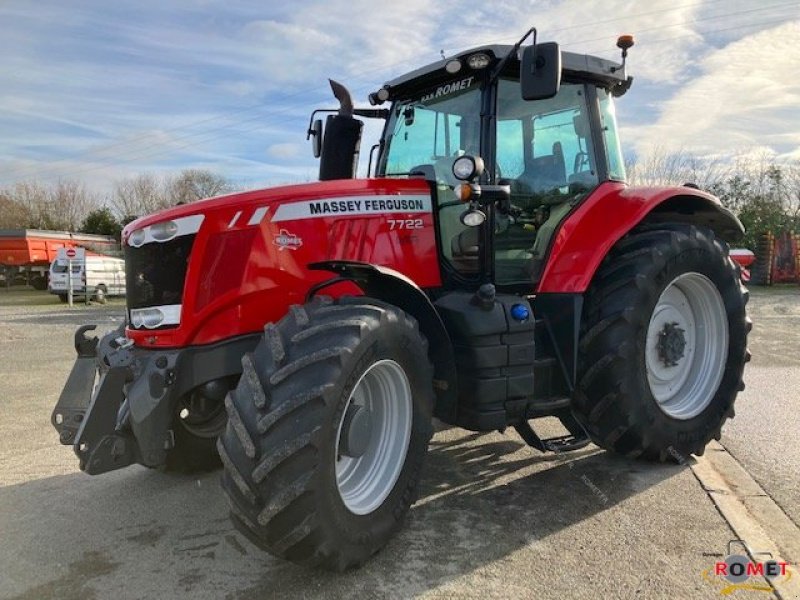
[309,260,458,421]
[537,182,744,293]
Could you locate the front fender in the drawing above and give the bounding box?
[309,260,459,421]
[537,182,744,293]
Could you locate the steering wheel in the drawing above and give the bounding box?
[574,151,590,173]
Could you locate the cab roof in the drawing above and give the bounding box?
[379,43,629,101]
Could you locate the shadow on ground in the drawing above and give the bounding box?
[0,430,685,600]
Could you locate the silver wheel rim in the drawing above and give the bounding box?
[335,359,413,515]
[646,272,728,420]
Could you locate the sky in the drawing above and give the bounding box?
[1,0,799,196]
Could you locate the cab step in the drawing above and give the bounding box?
[514,418,591,453]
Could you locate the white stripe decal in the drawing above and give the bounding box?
[228,210,242,229]
[271,195,432,223]
[248,206,269,226]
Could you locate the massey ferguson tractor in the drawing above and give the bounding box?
[52,30,750,570]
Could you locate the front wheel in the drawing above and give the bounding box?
[574,224,750,461]
[219,297,434,570]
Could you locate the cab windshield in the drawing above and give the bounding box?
[378,78,482,183]
[377,79,485,274]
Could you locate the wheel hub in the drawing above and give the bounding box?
[339,404,372,458]
[335,359,413,515]
[178,387,227,438]
[645,272,729,420]
[657,322,687,367]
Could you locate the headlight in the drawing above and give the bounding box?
[128,229,146,247]
[150,220,179,242]
[130,307,165,329]
[460,208,486,227]
[467,53,491,69]
[445,59,462,74]
[452,155,484,181]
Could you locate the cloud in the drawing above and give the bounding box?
[1,0,798,195]
[267,142,302,159]
[628,21,800,157]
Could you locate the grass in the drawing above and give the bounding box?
[0,286,126,308]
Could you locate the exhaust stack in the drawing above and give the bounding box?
[329,79,354,117]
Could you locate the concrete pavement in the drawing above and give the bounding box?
[0,287,795,599]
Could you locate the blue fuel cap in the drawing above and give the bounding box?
[510,303,530,322]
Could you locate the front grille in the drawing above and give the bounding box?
[125,235,196,311]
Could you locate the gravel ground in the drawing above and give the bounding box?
[0,285,793,599]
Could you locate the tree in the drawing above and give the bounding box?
[0,192,29,228]
[81,207,121,237]
[111,173,170,219]
[110,169,234,219]
[0,180,95,231]
[625,146,731,189]
[7,181,49,228]
[169,169,234,204]
[50,180,94,231]
[709,160,798,251]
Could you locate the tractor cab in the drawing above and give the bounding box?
[312,31,634,290]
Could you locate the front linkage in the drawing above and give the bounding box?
[52,324,260,475]
[52,325,178,474]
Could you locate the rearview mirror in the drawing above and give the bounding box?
[309,119,323,158]
[520,42,561,100]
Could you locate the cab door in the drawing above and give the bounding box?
[493,80,600,288]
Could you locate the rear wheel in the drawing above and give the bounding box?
[574,224,750,461]
[58,294,67,303]
[219,297,434,570]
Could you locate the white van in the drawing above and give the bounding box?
[49,249,125,303]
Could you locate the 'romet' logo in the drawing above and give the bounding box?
[702,540,792,595]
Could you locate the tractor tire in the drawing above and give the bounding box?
[574,224,750,462]
[164,392,226,473]
[219,297,434,570]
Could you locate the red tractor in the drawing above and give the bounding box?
[53,30,750,570]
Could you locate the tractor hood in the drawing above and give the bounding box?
[122,179,418,242]
[121,177,439,348]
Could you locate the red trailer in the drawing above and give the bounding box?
[0,229,118,289]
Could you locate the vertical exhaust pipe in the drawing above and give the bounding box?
[319,80,363,181]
